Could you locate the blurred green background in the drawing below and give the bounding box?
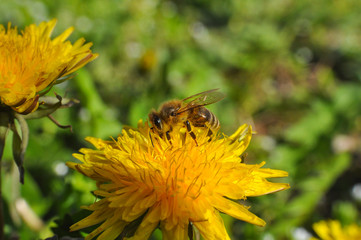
[1,0,361,239]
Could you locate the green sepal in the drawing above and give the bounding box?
[54,74,75,85]
[23,94,78,120]
[188,222,194,240]
[11,114,29,184]
[0,112,11,162]
[119,210,149,239]
[38,74,75,97]
[22,95,61,120]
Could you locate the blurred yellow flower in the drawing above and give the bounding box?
[312,220,361,240]
[67,122,290,240]
[0,19,98,114]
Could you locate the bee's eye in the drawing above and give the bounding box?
[153,115,162,130]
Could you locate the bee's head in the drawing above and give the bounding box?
[149,111,163,131]
[159,101,182,118]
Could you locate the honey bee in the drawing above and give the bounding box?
[148,89,225,145]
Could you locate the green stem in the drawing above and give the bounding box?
[0,111,10,240]
[0,153,3,240]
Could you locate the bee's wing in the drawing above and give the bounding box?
[176,89,225,114]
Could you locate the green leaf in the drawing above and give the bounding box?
[284,100,335,149]
[270,153,351,237]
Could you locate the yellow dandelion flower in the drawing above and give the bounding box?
[311,220,361,240]
[0,19,98,114]
[67,122,290,240]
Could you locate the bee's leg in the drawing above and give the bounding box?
[194,121,213,142]
[149,127,162,147]
[166,131,173,145]
[207,128,213,142]
[185,120,198,146]
[241,152,248,162]
[149,128,154,147]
